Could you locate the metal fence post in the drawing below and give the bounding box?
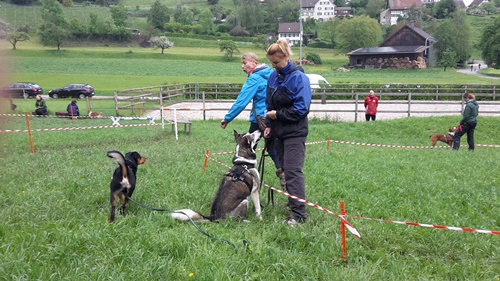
[354,92,359,122]
[407,91,412,117]
[203,91,206,121]
[114,91,119,116]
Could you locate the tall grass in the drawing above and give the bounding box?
[0,115,498,280]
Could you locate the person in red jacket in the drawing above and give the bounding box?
[364,90,379,121]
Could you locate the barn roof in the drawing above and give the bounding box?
[347,46,428,55]
[384,24,436,43]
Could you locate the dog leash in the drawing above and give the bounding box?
[257,139,275,208]
[125,196,248,251]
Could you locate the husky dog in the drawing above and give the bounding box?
[172,130,262,222]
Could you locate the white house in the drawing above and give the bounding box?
[278,22,301,46]
[299,0,336,22]
[380,0,422,25]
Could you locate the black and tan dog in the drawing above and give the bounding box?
[107,150,146,223]
[429,127,456,147]
[171,130,262,222]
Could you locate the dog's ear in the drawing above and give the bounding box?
[233,130,241,140]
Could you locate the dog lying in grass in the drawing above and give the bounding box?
[429,127,456,147]
[89,111,104,118]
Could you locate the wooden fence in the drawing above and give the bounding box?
[112,83,500,122]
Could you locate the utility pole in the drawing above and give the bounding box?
[299,0,303,66]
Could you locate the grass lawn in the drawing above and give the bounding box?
[2,39,499,97]
[0,114,499,280]
[0,19,498,279]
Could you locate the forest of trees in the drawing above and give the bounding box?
[3,0,500,68]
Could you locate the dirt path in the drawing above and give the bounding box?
[455,61,500,80]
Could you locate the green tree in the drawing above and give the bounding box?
[38,0,69,50]
[219,40,240,61]
[7,31,30,50]
[349,0,369,15]
[147,0,170,30]
[199,8,215,35]
[434,0,456,19]
[480,17,500,69]
[335,16,382,53]
[334,0,346,7]
[449,10,471,65]
[236,0,265,34]
[149,36,174,54]
[481,2,497,15]
[303,18,317,38]
[209,4,226,20]
[278,0,300,24]
[110,5,128,27]
[405,4,423,23]
[365,0,386,18]
[433,10,471,67]
[438,50,457,71]
[318,18,340,47]
[173,3,194,25]
[88,12,114,39]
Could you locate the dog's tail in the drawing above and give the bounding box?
[107,150,130,188]
[171,209,209,222]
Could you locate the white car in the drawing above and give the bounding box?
[305,74,331,89]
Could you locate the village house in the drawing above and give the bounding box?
[379,0,422,25]
[299,0,336,22]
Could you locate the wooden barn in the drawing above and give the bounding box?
[347,23,437,69]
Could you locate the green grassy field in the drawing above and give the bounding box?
[1,4,498,279]
[0,114,498,280]
[2,38,499,97]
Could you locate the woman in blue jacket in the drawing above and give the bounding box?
[67,99,79,116]
[220,52,284,187]
[265,40,312,225]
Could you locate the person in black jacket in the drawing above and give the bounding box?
[453,93,479,151]
[67,99,79,116]
[265,39,312,226]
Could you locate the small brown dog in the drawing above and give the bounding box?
[89,111,104,118]
[429,127,456,147]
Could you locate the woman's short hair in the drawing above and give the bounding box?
[266,39,293,58]
[242,52,259,63]
[464,93,475,99]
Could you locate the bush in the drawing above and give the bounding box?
[306,53,322,65]
[229,26,250,37]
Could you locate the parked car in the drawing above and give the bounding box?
[305,74,331,90]
[0,82,43,98]
[48,84,95,99]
